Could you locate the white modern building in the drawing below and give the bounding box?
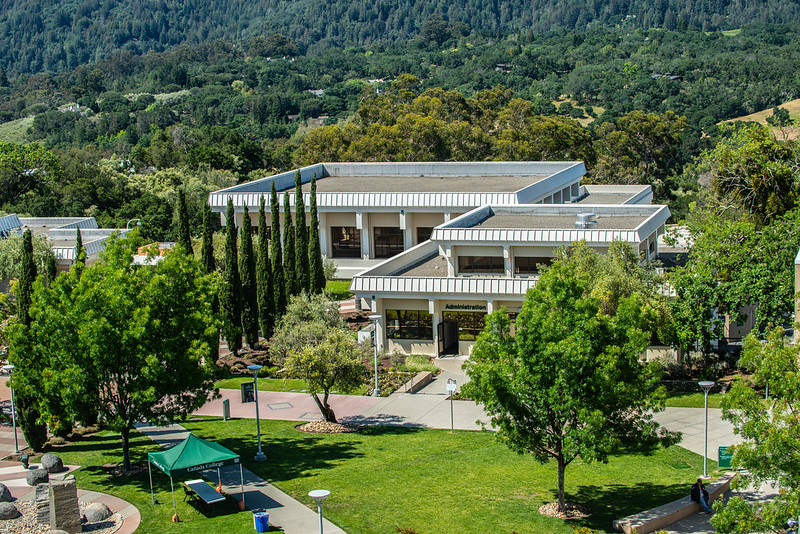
[351,203,671,356]
[208,161,653,278]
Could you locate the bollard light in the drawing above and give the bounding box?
[368,314,381,396]
[699,380,715,478]
[309,489,331,534]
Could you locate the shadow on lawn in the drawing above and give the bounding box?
[567,481,688,531]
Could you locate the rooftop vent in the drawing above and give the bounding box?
[575,212,598,229]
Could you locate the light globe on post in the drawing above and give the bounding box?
[125,218,141,230]
[698,380,715,478]
[309,489,331,534]
[368,314,381,397]
[248,364,267,462]
[2,365,18,454]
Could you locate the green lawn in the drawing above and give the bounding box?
[324,279,353,300]
[52,418,717,534]
[215,376,309,392]
[665,392,723,409]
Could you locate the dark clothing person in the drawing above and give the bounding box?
[691,479,713,513]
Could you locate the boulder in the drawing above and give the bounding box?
[26,468,48,486]
[41,453,65,473]
[83,502,113,522]
[0,483,11,502]
[0,502,18,520]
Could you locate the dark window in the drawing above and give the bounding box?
[331,226,360,258]
[416,227,434,244]
[458,256,504,274]
[386,310,433,340]
[442,311,486,341]
[374,227,404,258]
[514,256,553,275]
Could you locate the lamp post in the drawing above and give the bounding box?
[248,364,267,462]
[308,489,330,534]
[125,218,141,230]
[699,380,715,478]
[2,365,18,454]
[368,314,381,397]
[446,378,457,433]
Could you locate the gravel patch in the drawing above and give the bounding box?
[296,421,361,434]
[538,501,590,519]
[0,501,122,534]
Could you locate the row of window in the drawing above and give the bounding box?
[385,310,488,341]
[330,226,434,258]
[458,256,553,274]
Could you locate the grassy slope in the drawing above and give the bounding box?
[0,116,33,143]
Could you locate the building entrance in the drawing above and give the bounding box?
[437,320,459,356]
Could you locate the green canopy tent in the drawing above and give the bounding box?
[148,433,245,517]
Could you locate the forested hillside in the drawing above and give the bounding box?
[2,0,800,75]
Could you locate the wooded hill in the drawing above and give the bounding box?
[2,0,800,75]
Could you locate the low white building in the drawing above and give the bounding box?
[351,203,671,356]
[208,161,653,278]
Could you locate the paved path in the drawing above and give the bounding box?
[0,461,141,533]
[137,423,346,534]
[0,376,28,460]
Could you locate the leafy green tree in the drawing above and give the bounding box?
[464,246,677,512]
[239,204,259,348]
[284,329,367,422]
[220,198,242,355]
[16,230,35,326]
[0,142,61,206]
[256,195,274,340]
[294,170,310,293]
[308,174,325,293]
[712,328,800,532]
[269,292,344,364]
[283,191,297,297]
[9,235,218,469]
[270,183,287,317]
[765,106,792,128]
[0,231,52,281]
[176,187,193,254]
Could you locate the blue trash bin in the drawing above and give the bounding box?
[253,510,269,532]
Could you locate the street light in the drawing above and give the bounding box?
[446,378,457,433]
[125,218,141,230]
[699,380,715,478]
[248,364,267,462]
[308,489,330,534]
[2,365,18,454]
[368,314,381,397]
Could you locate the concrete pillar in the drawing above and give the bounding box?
[445,245,455,277]
[487,300,494,314]
[356,212,370,259]
[503,245,512,277]
[400,211,413,251]
[430,299,441,356]
[444,213,452,223]
[375,298,384,352]
[318,212,328,256]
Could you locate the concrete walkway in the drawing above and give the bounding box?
[137,423,345,534]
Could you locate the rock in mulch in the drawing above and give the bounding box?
[0,483,12,502]
[26,469,49,486]
[83,502,113,522]
[41,453,65,473]
[296,421,361,434]
[5,501,122,534]
[538,501,590,519]
[0,501,19,519]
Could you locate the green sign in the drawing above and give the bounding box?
[718,446,733,468]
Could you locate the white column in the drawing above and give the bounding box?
[400,211,413,251]
[503,245,512,277]
[487,300,494,314]
[445,245,454,277]
[356,212,370,259]
[444,213,452,223]
[430,299,440,357]
[375,299,384,352]
[318,212,328,256]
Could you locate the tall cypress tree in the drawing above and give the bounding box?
[17,229,36,326]
[294,171,310,293]
[270,184,287,317]
[176,187,193,254]
[220,198,242,356]
[283,191,297,297]
[308,173,326,293]
[257,195,274,340]
[239,205,259,348]
[45,254,57,287]
[75,227,86,267]
[200,203,215,274]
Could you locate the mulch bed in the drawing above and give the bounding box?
[538,502,590,519]
[101,463,149,478]
[295,421,362,434]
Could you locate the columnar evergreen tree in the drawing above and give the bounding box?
[176,187,193,254]
[200,203,215,274]
[283,191,297,297]
[13,229,48,451]
[75,227,86,267]
[270,184,287,317]
[308,174,325,293]
[220,198,242,356]
[239,205,259,348]
[294,170,310,293]
[257,196,274,340]
[45,254,56,287]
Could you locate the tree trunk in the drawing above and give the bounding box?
[557,454,566,512]
[121,427,131,471]
[311,393,337,423]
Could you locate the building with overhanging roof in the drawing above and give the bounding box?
[351,203,671,356]
[209,161,653,277]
